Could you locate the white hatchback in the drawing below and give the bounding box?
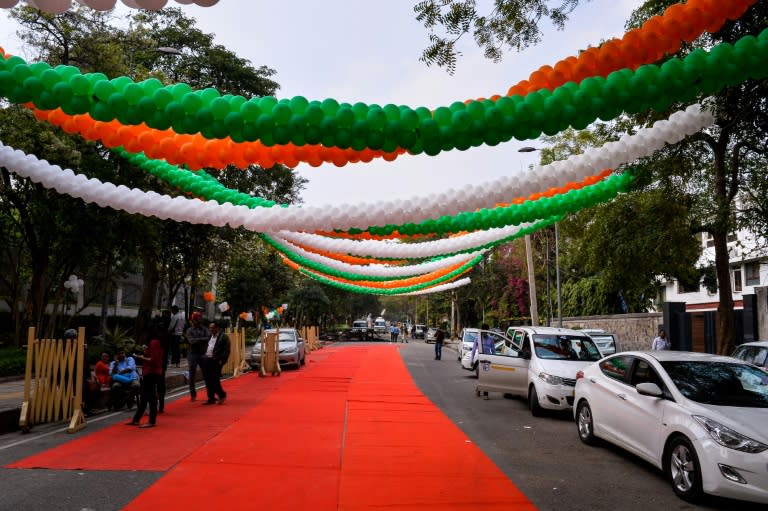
[475,326,603,415]
[574,351,768,504]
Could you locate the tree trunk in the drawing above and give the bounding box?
[713,230,735,355]
[135,244,160,345]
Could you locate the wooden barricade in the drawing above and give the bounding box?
[222,327,248,377]
[259,329,281,377]
[300,325,320,352]
[19,327,87,434]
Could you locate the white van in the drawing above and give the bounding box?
[475,326,603,416]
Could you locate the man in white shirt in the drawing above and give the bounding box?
[652,329,671,350]
[167,305,185,367]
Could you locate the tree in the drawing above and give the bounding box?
[414,0,582,73]
[3,5,307,344]
[623,0,768,354]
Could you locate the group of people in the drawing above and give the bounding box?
[389,323,402,343]
[77,308,232,429]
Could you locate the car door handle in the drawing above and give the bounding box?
[617,393,627,400]
[589,378,597,383]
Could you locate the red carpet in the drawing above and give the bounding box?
[7,345,537,510]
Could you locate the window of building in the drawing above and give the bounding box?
[733,268,743,293]
[746,262,760,287]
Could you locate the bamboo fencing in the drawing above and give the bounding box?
[19,327,86,434]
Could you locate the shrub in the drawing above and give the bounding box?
[0,347,27,377]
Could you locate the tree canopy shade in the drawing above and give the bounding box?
[414,0,581,73]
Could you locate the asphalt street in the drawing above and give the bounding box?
[0,338,763,511]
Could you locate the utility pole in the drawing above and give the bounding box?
[525,234,539,326]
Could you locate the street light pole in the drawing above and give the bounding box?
[555,222,562,327]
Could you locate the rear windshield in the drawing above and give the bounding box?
[532,335,602,361]
[353,321,367,328]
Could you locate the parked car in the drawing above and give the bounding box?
[351,319,373,340]
[460,333,510,376]
[476,326,603,416]
[413,324,427,339]
[249,328,306,370]
[731,341,768,370]
[373,317,388,336]
[425,327,437,343]
[581,328,620,355]
[574,351,768,504]
[457,328,480,361]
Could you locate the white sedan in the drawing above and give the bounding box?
[574,351,768,504]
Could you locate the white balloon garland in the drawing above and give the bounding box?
[0,104,714,235]
[399,277,472,295]
[2,0,219,11]
[268,235,486,277]
[272,222,540,259]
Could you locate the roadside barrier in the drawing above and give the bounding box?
[19,327,86,434]
[222,327,248,377]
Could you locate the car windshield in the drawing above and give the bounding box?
[353,322,367,328]
[463,331,478,343]
[660,361,768,407]
[532,335,602,361]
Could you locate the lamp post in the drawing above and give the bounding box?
[518,146,561,327]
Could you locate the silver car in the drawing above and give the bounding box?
[249,328,306,370]
[731,341,768,370]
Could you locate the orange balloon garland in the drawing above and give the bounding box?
[20,0,755,173]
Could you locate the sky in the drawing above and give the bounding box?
[0,0,639,207]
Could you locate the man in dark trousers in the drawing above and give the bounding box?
[434,327,445,360]
[185,312,209,402]
[202,320,231,405]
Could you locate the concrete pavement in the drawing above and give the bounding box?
[0,360,195,436]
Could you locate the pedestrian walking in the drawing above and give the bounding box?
[167,305,185,367]
[434,327,445,360]
[185,312,210,401]
[651,328,671,350]
[126,329,163,428]
[201,321,231,405]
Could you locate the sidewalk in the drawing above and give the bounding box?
[0,360,194,436]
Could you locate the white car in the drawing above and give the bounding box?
[373,317,388,336]
[476,326,603,415]
[249,328,306,369]
[731,340,768,370]
[460,332,512,375]
[457,328,494,361]
[581,328,619,355]
[574,351,768,504]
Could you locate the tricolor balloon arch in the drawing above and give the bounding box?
[0,0,766,297]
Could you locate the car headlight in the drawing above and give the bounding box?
[538,372,564,386]
[693,415,768,453]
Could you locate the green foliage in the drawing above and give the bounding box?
[92,324,136,356]
[415,0,581,73]
[0,347,27,377]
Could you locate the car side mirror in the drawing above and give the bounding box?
[636,382,663,398]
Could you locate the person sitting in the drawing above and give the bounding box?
[94,351,112,389]
[109,350,140,410]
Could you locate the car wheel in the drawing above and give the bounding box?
[575,401,598,445]
[528,385,544,417]
[665,436,703,502]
